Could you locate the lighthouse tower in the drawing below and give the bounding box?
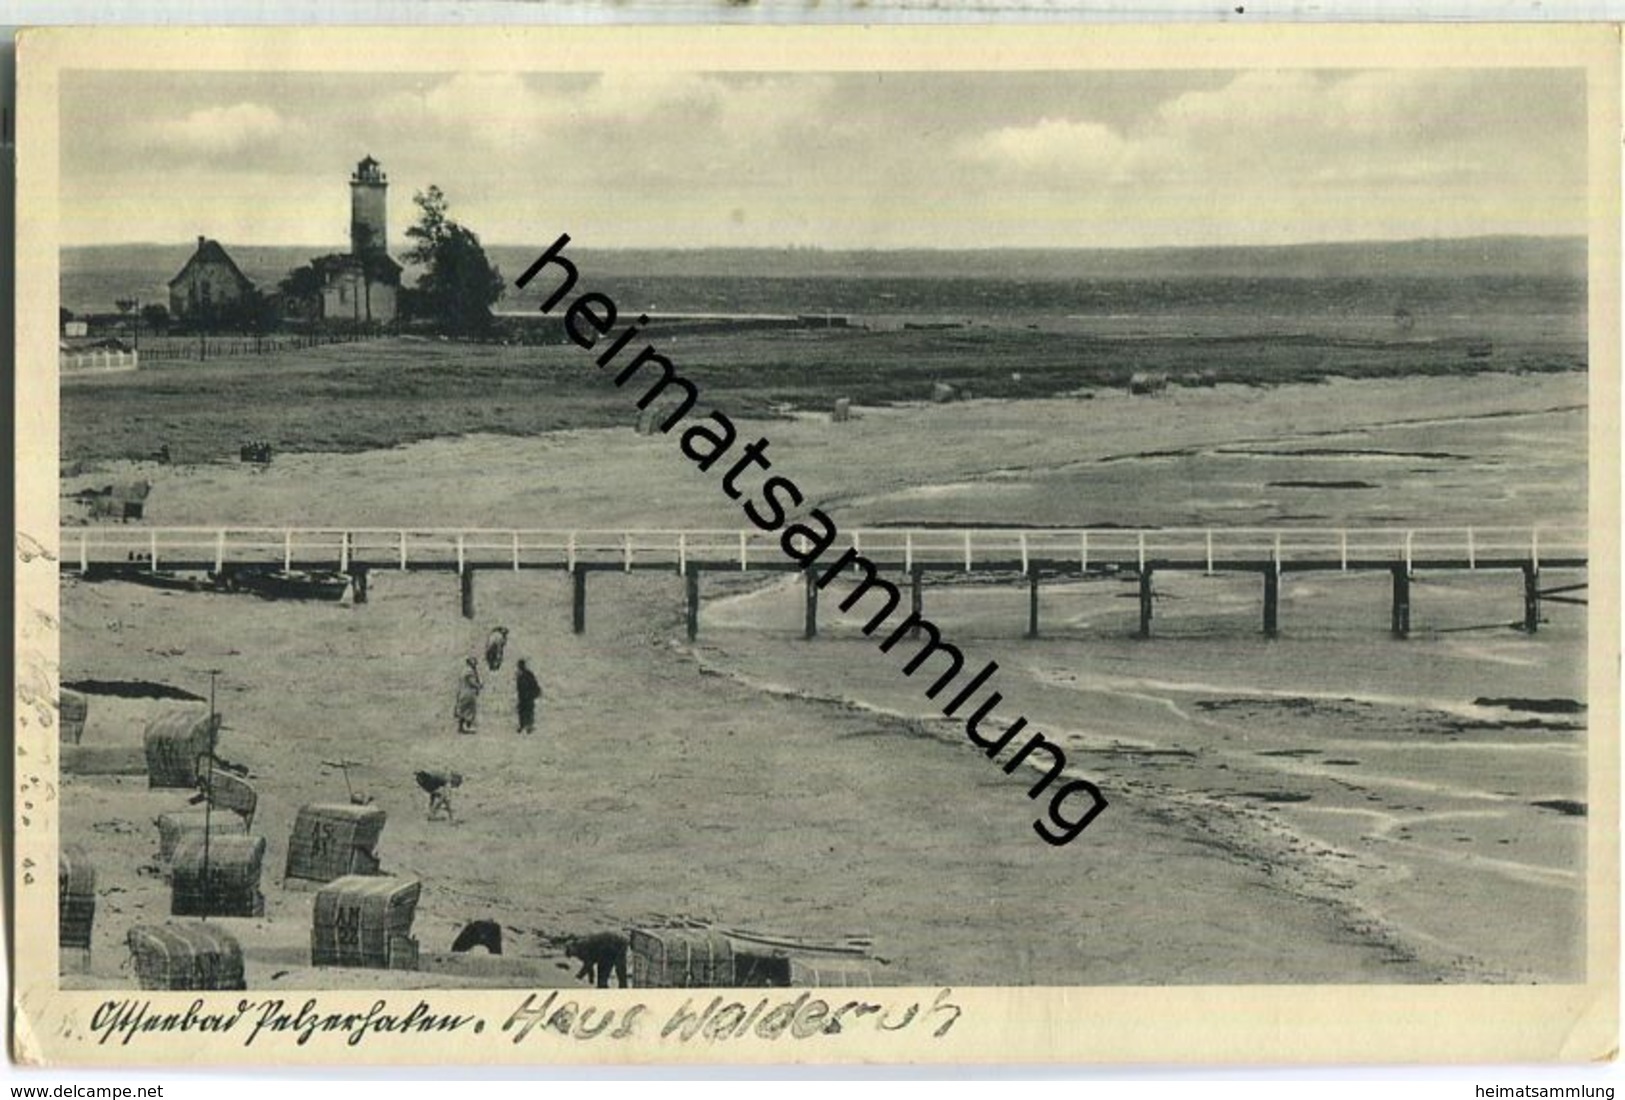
[313,155,402,326]
[350,155,388,257]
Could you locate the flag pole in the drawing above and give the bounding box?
[199,669,220,919]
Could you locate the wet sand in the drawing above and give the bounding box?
[56,372,1588,987]
[698,567,1586,982]
[61,572,1456,989]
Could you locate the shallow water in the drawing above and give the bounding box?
[842,401,1585,530]
[684,377,1589,981]
[58,371,1592,985]
[691,566,1587,981]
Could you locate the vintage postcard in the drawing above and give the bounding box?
[13,24,1620,1066]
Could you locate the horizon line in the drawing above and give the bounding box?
[63,232,1587,254]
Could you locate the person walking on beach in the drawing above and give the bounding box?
[515,659,542,735]
[454,657,483,734]
[485,626,510,672]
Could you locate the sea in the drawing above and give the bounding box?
[60,237,1586,342]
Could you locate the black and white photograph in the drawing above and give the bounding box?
[13,24,1619,1066]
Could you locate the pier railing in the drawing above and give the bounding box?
[61,524,1589,575]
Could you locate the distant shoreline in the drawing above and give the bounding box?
[60,232,1585,258]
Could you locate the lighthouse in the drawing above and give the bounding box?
[306,155,401,327]
[350,155,388,258]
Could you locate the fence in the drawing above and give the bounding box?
[131,330,385,364]
[61,524,1591,576]
[60,349,138,375]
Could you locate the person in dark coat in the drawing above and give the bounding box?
[515,659,542,735]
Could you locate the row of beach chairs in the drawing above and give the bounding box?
[63,695,883,990]
[61,699,422,988]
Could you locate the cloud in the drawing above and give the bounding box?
[373,74,566,150]
[964,118,1137,180]
[587,71,721,122]
[1145,69,1495,164]
[147,102,285,156]
[953,69,1583,238]
[373,71,834,162]
[60,68,1585,248]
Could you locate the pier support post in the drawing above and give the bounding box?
[804,572,819,640]
[685,569,701,642]
[1390,566,1411,638]
[352,565,369,605]
[1138,568,1154,639]
[460,568,476,620]
[1522,563,1541,634]
[910,569,923,637]
[1263,567,1280,638]
[1027,572,1041,639]
[572,569,587,635]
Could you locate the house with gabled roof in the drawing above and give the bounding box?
[168,236,256,325]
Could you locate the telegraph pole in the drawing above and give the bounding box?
[198,669,221,918]
[116,297,141,354]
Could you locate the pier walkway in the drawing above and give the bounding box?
[62,524,1589,640]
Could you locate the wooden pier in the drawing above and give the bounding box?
[62,525,1589,641]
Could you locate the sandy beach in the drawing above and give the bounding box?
[56,370,1588,988]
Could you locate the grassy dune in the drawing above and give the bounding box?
[61,327,1584,468]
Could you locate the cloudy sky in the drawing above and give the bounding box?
[60,68,1586,250]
